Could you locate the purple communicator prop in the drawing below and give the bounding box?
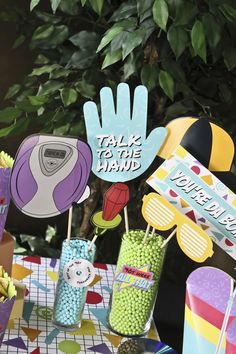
[0,168,11,242]
[0,296,15,347]
[10,135,92,218]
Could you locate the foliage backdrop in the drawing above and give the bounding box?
[0,0,236,266]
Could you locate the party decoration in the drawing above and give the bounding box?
[88,343,112,354]
[2,337,27,350]
[183,267,236,354]
[50,258,57,268]
[117,339,177,354]
[102,183,129,221]
[86,291,103,305]
[147,145,236,259]
[23,302,35,323]
[46,271,58,283]
[22,256,41,264]
[10,134,92,218]
[10,281,26,319]
[35,306,53,320]
[12,264,33,281]
[44,328,60,345]
[70,320,97,336]
[0,157,13,241]
[84,83,167,182]
[30,348,40,354]
[21,327,41,342]
[94,263,108,271]
[0,267,16,347]
[89,274,102,287]
[142,193,214,262]
[89,307,109,329]
[58,340,81,354]
[32,280,50,293]
[102,333,122,348]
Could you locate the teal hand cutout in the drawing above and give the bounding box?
[83,83,167,182]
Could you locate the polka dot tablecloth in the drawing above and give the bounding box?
[1,256,159,354]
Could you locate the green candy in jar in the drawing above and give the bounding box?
[108,230,166,337]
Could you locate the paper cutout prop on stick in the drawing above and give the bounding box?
[0,152,14,242]
[142,193,213,262]
[83,83,167,182]
[158,117,236,193]
[89,183,130,250]
[183,267,236,354]
[147,145,236,260]
[10,135,92,218]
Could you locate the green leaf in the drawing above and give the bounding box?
[37,80,64,96]
[0,118,29,138]
[175,2,198,26]
[69,121,85,136]
[153,0,169,31]
[16,99,42,112]
[70,51,95,69]
[137,0,153,15]
[166,101,188,117]
[69,31,99,51]
[219,4,236,23]
[4,84,21,100]
[202,13,221,48]
[47,25,69,47]
[32,24,54,41]
[122,29,145,60]
[60,88,78,106]
[34,54,49,64]
[50,68,71,79]
[30,64,60,76]
[102,49,122,69]
[12,34,25,49]
[111,31,129,51]
[109,1,137,22]
[53,123,70,135]
[76,80,96,99]
[28,95,47,106]
[89,0,104,15]
[30,0,40,11]
[159,70,175,100]
[123,53,136,80]
[81,0,87,5]
[218,83,232,103]
[0,107,22,123]
[35,11,62,24]
[51,0,61,13]
[141,64,159,91]
[167,25,189,58]
[59,0,79,15]
[97,20,136,52]
[191,20,206,63]
[223,46,236,71]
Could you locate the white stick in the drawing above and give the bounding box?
[124,206,129,234]
[161,227,177,249]
[88,234,99,251]
[66,207,73,243]
[151,227,155,236]
[143,224,151,244]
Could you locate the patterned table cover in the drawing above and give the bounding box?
[1,256,159,354]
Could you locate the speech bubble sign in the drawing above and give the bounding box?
[83,83,167,182]
[147,145,236,260]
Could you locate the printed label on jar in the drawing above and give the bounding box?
[63,259,95,288]
[114,264,155,291]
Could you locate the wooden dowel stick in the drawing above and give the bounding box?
[124,206,129,234]
[89,234,98,251]
[151,227,155,236]
[161,227,177,249]
[143,224,151,244]
[66,207,73,243]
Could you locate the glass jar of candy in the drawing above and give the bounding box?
[108,230,166,337]
[52,238,96,331]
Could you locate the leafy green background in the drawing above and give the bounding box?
[0,0,236,274]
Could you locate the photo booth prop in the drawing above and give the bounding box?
[10,134,92,218]
[83,83,167,182]
[142,193,213,262]
[183,267,236,354]
[0,231,14,276]
[158,117,236,193]
[147,145,236,259]
[0,168,11,242]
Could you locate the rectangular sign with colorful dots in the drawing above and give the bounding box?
[147,145,236,260]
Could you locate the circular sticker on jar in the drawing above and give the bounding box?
[63,259,95,288]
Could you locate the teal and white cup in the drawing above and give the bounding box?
[108,230,166,337]
[52,238,96,331]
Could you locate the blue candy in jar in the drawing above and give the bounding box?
[52,238,96,330]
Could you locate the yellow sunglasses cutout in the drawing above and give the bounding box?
[142,193,214,263]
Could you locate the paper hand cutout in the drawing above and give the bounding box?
[83,83,167,182]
